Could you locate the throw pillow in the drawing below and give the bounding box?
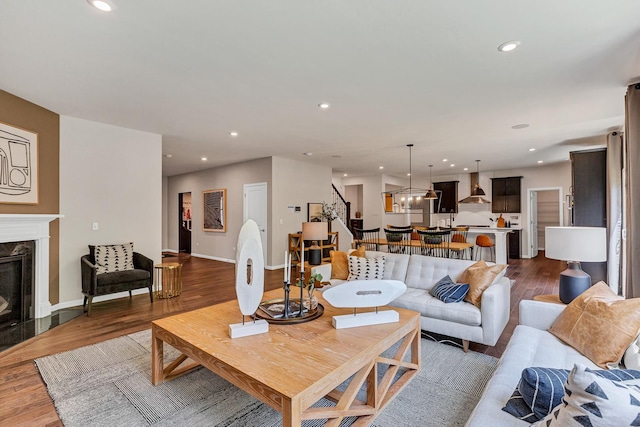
[516,366,640,421]
[531,364,640,427]
[502,390,538,423]
[549,281,640,368]
[94,242,135,275]
[625,334,640,370]
[330,250,349,280]
[351,245,366,258]
[429,275,470,303]
[457,260,507,308]
[347,256,385,281]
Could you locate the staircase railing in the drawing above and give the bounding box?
[332,184,350,226]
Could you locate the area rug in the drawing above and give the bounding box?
[35,330,498,427]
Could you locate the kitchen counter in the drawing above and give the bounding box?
[465,227,516,264]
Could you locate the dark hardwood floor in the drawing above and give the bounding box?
[0,252,564,426]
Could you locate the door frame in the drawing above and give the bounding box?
[243,182,268,265]
[527,187,563,258]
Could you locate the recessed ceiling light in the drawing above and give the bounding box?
[450,164,455,167]
[164,154,172,158]
[303,152,312,156]
[318,102,330,109]
[537,160,544,164]
[229,131,238,137]
[463,167,469,171]
[379,166,384,169]
[442,158,448,162]
[343,173,348,177]
[87,0,114,12]
[529,148,536,152]
[512,123,529,129]
[407,173,411,176]
[498,40,521,52]
[201,157,207,161]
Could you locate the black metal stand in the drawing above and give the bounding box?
[282,280,292,319]
[298,268,305,317]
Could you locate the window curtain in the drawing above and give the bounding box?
[624,83,640,298]
[607,132,623,294]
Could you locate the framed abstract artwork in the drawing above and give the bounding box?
[203,188,226,232]
[307,203,322,222]
[0,121,38,204]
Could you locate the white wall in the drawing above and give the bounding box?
[59,116,162,306]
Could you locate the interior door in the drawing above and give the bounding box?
[529,191,539,258]
[244,182,268,264]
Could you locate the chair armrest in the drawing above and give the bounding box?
[133,252,154,276]
[81,255,97,294]
[519,300,566,330]
[311,263,332,281]
[479,277,511,346]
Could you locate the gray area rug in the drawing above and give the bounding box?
[36,330,497,426]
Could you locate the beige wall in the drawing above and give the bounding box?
[0,90,61,304]
[166,157,272,263]
[58,116,162,306]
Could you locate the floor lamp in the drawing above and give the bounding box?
[545,226,607,303]
[302,222,328,266]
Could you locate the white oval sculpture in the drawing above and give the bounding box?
[323,280,406,308]
[235,219,265,316]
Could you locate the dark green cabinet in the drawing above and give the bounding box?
[491,177,522,213]
[433,181,458,213]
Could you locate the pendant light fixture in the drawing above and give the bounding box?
[381,144,428,212]
[425,165,438,200]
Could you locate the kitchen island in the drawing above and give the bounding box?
[465,227,520,265]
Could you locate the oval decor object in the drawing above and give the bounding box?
[323,280,406,308]
[235,220,265,316]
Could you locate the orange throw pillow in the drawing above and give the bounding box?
[549,282,640,368]
[330,246,365,280]
[458,260,507,307]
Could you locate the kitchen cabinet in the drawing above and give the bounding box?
[571,148,607,283]
[491,177,522,213]
[433,181,458,214]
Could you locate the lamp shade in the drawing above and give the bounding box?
[545,226,607,262]
[302,222,328,242]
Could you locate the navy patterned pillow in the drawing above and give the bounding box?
[429,275,469,303]
[502,366,640,422]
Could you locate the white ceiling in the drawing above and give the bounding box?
[2,1,639,181]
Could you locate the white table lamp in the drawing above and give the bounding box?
[302,222,328,266]
[545,226,607,303]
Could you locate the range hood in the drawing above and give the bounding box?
[458,172,491,204]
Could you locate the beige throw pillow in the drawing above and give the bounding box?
[330,246,366,280]
[549,281,640,369]
[458,260,507,308]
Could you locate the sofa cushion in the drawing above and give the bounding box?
[94,242,135,274]
[391,288,481,326]
[347,256,385,281]
[429,275,469,303]
[404,255,479,291]
[365,250,409,281]
[625,334,640,370]
[458,260,507,308]
[549,281,640,368]
[531,364,640,427]
[96,268,150,287]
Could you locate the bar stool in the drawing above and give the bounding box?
[475,235,495,262]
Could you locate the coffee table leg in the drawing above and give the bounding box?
[282,398,301,427]
[151,330,164,385]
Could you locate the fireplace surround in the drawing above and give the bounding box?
[0,214,62,319]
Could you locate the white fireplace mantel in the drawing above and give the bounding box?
[0,214,63,318]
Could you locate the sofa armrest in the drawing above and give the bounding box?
[133,252,154,277]
[81,255,97,295]
[519,300,566,330]
[479,277,511,346]
[311,263,332,281]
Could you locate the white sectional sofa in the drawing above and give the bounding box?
[311,250,510,350]
[465,300,600,426]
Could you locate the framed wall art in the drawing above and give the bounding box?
[203,188,227,232]
[0,121,38,204]
[307,202,322,222]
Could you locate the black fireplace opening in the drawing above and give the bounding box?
[0,241,34,329]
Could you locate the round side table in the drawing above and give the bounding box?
[154,262,183,299]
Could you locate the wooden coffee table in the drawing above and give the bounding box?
[151,288,421,427]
